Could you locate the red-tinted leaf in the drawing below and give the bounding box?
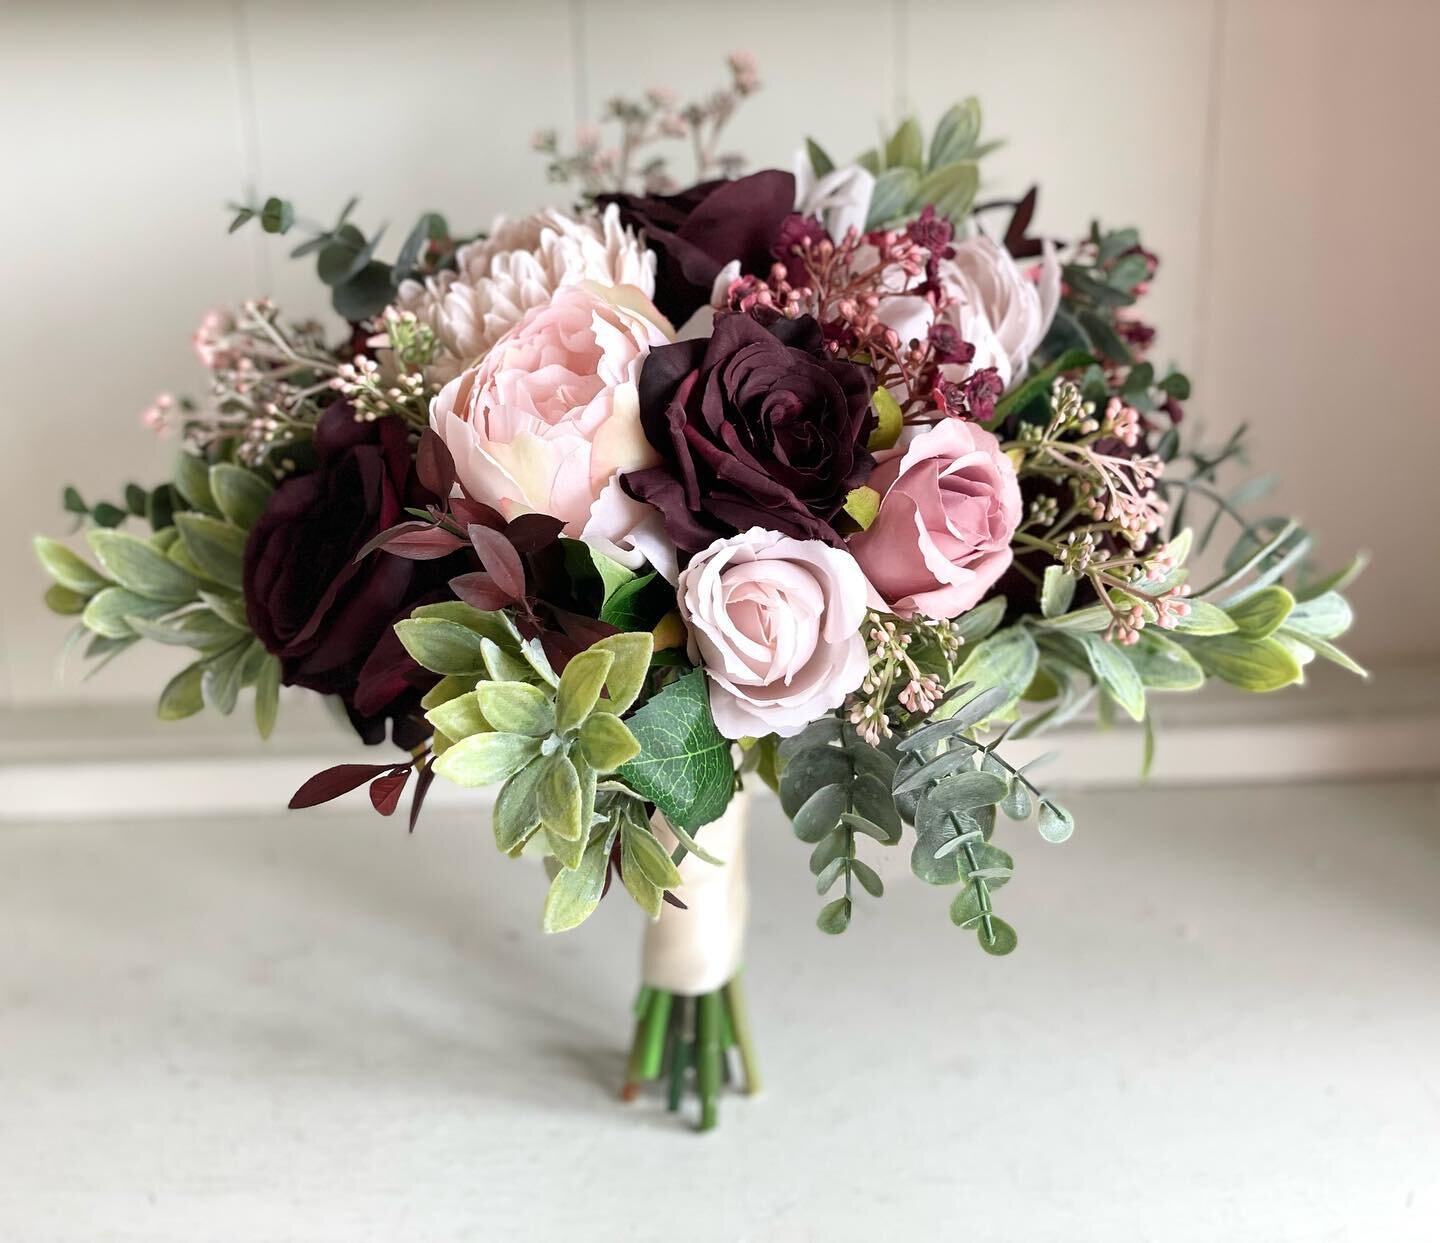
[505,512,566,554]
[450,497,504,529]
[369,768,410,815]
[408,760,436,834]
[449,571,515,610]
[468,524,526,599]
[1003,186,1043,260]
[290,763,394,809]
[353,520,464,563]
[415,428,457,500]
[661,889,689,910]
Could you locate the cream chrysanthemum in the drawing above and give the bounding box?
[394,205,656,385]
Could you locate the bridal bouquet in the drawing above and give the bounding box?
[35,56,1363,1129]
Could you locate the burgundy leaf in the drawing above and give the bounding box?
[408,760,436,834]
[1003,186,1043,260]
[369,768,411,816]
[382,525,466,560]
[467,524,527,599]
[449,571,515,610]
[289,763,395,810]
[661,889,689,910]
[415,428,457,500]
[352,520,463,563]
[450,497,504,529]
[504,512,566,554]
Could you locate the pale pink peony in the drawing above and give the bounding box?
[429,282,669,547]
[394,206,656,385]
[848,418,1021,620]
[677,528,870,739]
[876,236,1061,391]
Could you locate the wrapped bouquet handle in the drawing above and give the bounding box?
[626,793,760,1130]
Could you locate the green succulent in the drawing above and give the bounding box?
[35,452,281,736]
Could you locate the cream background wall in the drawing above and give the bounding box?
[2,0,1437,713]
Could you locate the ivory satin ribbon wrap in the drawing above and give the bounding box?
[641,792,750,995]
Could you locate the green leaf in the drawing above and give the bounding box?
[44,584,88,615]
[86,530,197,602]
[1170,600,1238,636]
[1285,591,1352,641]
[433,731,542,787]
[493,760,545,853]
[555,648,614,733]
[1294,553,1367,603]
[977,915,1018,956]
[951,596,1006,645]
[259,196,294,234]
[474,681,553,737]
[946,626,1038,716]
[590,631,653,716]
[865,167,919,229]
[332,261,395,322]
[1123,631,1204,691]
[1178,633,1303,692]
[929,98,981,168]
[127,610,247,650]
[1072,632,1146,722]
[157,662,205,721]
[538,753,584,843]
[561,538,636,610]
[394,617,488,676]
[1226,585,1295,640]
[623,822,683,891]
[173,453,220,517]
[885,116,924,171]
[618,670,734,830]
[598,572,667,632]
[868,388,903,451]
[200,641,248,714]
[843,486,881,530]
[791,782,846,843]
[578,712,641,772]
[34,536,109,593]
[816,896,852,935]
[542,825,618,932]
[1040,566,1076,619]
[254,654,280,738]
[208,464,273,530]
[805,137,835,178]
[851,858,884,898]
[1037,800,1075,843]
[80,588,178,639]
[991,348,1095,423]
[173,513,247,590]
[915,160,979,223]
[425,690,489,742]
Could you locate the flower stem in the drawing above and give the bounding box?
[722,974,762,1096]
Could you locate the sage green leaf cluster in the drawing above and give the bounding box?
[776,720,901,935]
[807,98,999,232]
[398,605,666,918]
[34,453,281,737]
[892,684,1075,957]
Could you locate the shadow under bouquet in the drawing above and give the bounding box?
[34,57,1364,1130]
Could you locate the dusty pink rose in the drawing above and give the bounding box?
[677,528,870,739]
[848,419,1021,620]
[429,282,669,549]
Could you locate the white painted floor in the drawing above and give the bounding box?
[1,780,1436,1242]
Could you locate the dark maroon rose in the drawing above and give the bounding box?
[243,402,455,748]
[598,170,795,325]
[622,312,875,554]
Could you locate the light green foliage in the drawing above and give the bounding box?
[410,617,679,931]
[35,453,280,737]
[777,719,901,933]
[618,670,734,831]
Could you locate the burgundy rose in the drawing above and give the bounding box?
[243,403,456,748]
[622,312,875,554]
[597,170,795,325]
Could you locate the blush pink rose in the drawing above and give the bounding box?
[847,418,1021,620]
[677,528,870,739]
[429,282,669,549]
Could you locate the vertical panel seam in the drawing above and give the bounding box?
[1192,0,1227,399]
[229,0,269,293]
